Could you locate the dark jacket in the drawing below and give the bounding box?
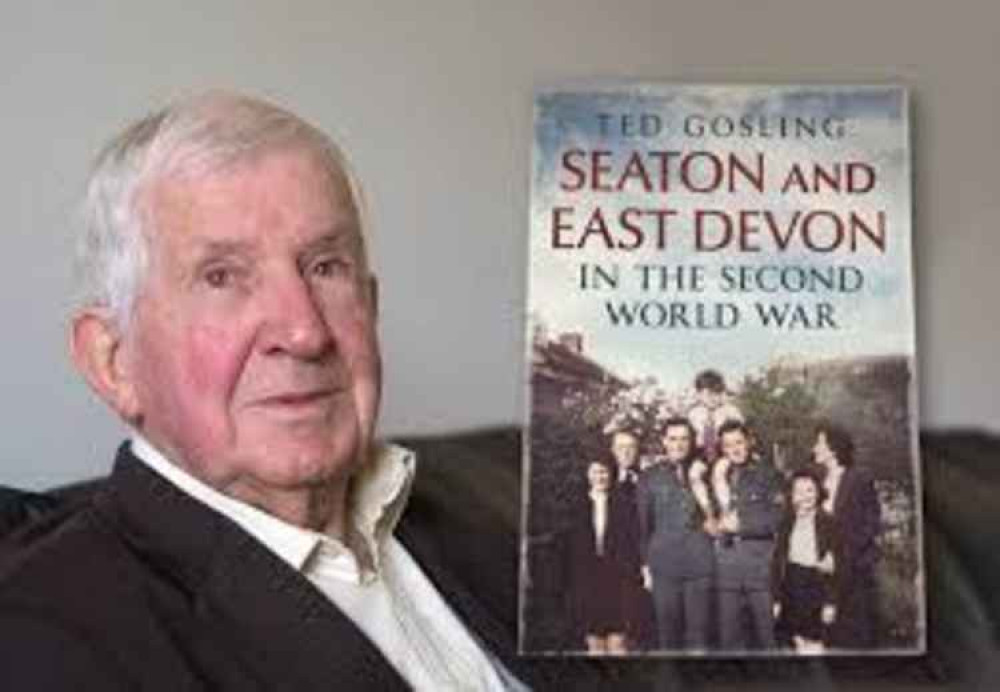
[826,465,881,647]
[564,486,642,635]
[0,443,533,691]
[566,488,640,578]
[830,466,880,580]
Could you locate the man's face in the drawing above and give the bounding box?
[812,432,835,468]
[122,147,380,493]
[611,432,638,471]
[696,388,722,411]
[662,424,692,463]
[720,429,750,465]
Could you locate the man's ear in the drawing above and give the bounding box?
[69,309,141,423]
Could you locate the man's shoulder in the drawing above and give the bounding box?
[687,403,709,422]
[846,465,876,485]
[640,462,670,478]
[0,497,150,680]
[1,497,105,577]
[0,496,137,613]
[747,457,781,480]
[717,402,743,420]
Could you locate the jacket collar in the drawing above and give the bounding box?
[94,443,410,690]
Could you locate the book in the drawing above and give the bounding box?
[521,84,922,657]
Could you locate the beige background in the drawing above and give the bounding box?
[1,1,997,488]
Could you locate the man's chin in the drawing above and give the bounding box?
[241,436,362,488]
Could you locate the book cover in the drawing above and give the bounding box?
[521,85,922,657]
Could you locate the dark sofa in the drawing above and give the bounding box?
[2,428,999,691]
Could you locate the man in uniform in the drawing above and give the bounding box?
[714,420,784,651]
[636,417,715,652]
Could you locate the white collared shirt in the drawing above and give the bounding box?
[131,435,527,691]
[589,490,608,555]
[788,513,820,567]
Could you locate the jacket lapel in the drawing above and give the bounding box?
[199,526,408,690]
[833,467,855,518]
[98,445,409,691]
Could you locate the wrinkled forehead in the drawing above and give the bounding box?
[141,144,365,254]
[149,137,356,207]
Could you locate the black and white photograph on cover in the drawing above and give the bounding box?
[520,85,924,657]
[523,356,922,657]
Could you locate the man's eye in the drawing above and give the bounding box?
[311,257,349,278]
[204,267,235,288]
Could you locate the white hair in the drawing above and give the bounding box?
[77,90,369,328]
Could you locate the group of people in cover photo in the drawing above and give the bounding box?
[562,369,883,656]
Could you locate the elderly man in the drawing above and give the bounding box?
[0,92,528,690]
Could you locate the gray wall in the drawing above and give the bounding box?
[2,1,997,489]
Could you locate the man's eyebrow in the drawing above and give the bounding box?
[300,229,363,257]
[190,239,257,260]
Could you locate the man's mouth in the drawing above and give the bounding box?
[264,390,335,405]
[252,388,343,415]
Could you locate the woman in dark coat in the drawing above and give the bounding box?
[812,422,881,649]
[772,469,840,652]
[566,458,641,654]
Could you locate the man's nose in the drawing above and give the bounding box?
[259,272,333,359]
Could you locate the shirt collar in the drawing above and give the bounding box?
[129,434,416,575]
[588,489,609,503]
